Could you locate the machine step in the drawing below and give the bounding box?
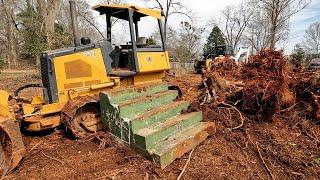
[99,85,213,168]
[134,112,203,150]
[100,88,179,143]
[118,90,179,118]
[131,101,189,132]
[107,82,169,104]
[149,122,215,169]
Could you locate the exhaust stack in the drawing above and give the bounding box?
[69,0,80,47]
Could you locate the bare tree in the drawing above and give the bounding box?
[0,0,18,69]
[244,3,271,52]
[151,25,178,51]
[80,0,123,39]
[222,2,253,50]
[37,0,61,50]
[143,0,191,41]
[303,22,320,54]
[174,21,204,63]
[77,0,104,40]
[56,0,123,41]
[257,0,310,48]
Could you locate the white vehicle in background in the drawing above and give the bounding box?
[309,58,320,70]
[233,46,251,64]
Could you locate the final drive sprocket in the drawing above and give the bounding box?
[61,96,104,139]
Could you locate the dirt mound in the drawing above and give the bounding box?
[185,99,320,179]
[165,72,202,103]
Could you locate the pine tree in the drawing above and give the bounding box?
[291,44,306,68]
[17,0,72,65]
[146,36,157,46]
[203,26,225,55]
[17,1,46,62]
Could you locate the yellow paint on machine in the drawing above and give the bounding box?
[92,4,163,19]
[22,104,35,115]
[137,51,170,73]
[205,59,213,69]
[0,90,11,118]
[53,48,112,102]
[133,72,165,85]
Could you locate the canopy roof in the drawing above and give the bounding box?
[92,4,163,20]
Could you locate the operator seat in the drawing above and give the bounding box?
[110,46,121,69]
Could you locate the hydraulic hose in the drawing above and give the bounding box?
[13,84,42,97]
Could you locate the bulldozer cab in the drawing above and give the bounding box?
[93,5,170,77]
[39,4,170,104]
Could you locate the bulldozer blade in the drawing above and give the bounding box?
[0,118,25,177]
[0,140,9,177]
[0,90,25,177]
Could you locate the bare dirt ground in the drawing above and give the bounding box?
[1,71,320,179]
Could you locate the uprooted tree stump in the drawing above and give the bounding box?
[200,49,319,122]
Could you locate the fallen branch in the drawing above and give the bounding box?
[291,171,305,177]
[41,151,76,170]
[41,151,65,165]
[21,141,42,162]
[177,148,195,180]
[200,78,213,105]
[255,142,275,180]
[300,127,320,143]
[26,141,42,155]
[280,102,299,113]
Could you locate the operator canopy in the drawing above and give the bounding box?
[92,4,163,20]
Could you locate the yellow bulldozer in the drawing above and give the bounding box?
[194,45,234,73]
[0,1,214,176]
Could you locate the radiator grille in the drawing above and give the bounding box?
[40,53,52,103]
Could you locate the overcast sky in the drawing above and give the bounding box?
[89,0,320,54]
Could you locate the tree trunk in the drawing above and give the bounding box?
[35,55,40,66]
[164,18,168,42]
[4,25,17,69]
[1,0,18,69]
[269,23,277,49]
[269,33,276,49]
[37,0,61,50]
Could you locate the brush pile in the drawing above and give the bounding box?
[200,49,319,122]
[292,69,320,120]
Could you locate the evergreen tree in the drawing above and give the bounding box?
[203,26,225,55]
[0,56,4,71]
[17,1,72,64]
[146,36,157,46]
[290,44,306,68]
[52,23,73,49]
[17,1,46,62]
